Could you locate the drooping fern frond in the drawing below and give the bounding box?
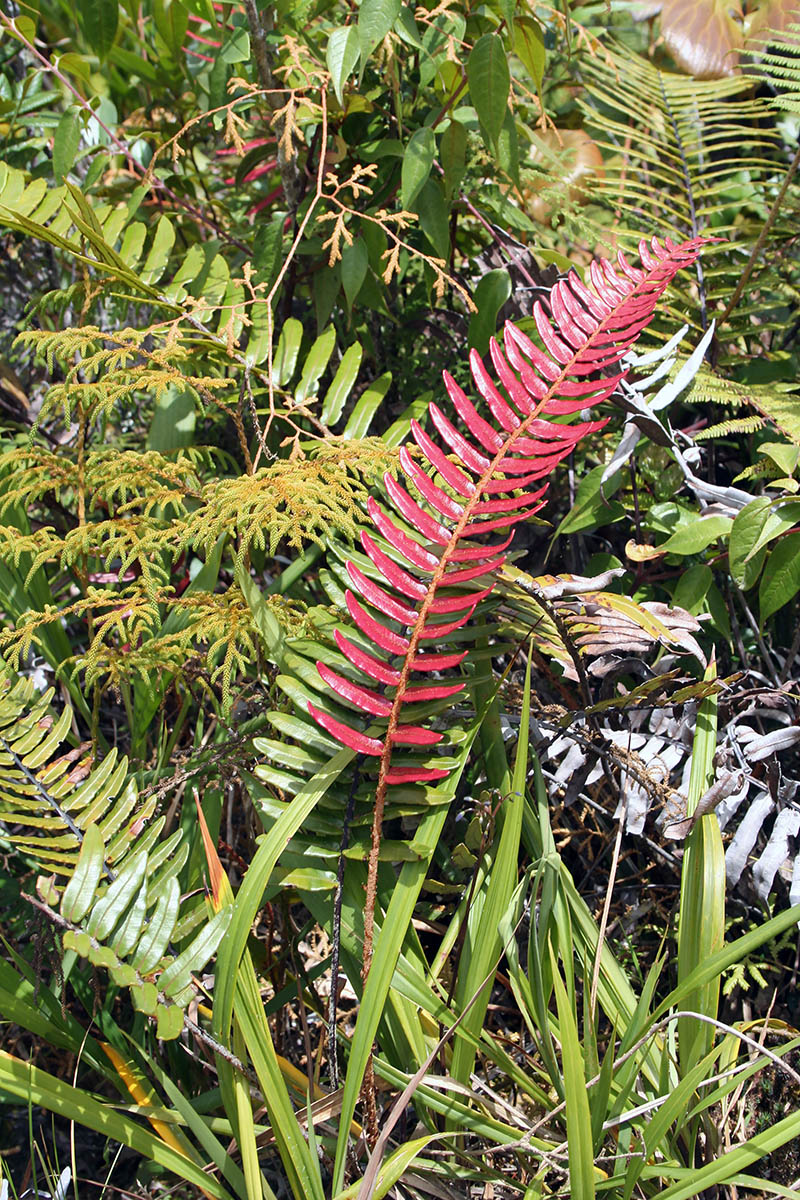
[0,668,230,1039]
[578,45,794,347]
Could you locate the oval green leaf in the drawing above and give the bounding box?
[759,531,800,624]
[327,26,360,104]
[401,126,435,210]
[467,33,510,151]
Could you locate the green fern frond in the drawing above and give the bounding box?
[685,366,800,445]
[0,666,229,1037]
[579,43,794,343]
[693,415,764,441]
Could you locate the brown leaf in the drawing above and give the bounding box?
[634,0,744,77]
[660,0,743,77]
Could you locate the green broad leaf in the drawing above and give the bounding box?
[140,215,176,285]
[153,0,189,58]
[760,532,800,624]
[158,906,233,999]
[383,392,431,447]
[86,852,148,942]
[659,516,732,556]
[557,465,625,535]
[467,33,510,151]
[514,15,546,93]
[439,118,467,200]
[295,326,336,405]
[146,384,195,451]
[237,565,286,668]
[327,26,360,105]
[394,6,423,48]
[76,0,118,57]
[729,496,773,588]
[747,500,800,561]
[468,269,511,355]
[495,108,519,184]
[416,178,450,259]
[131,878,180,975]
[401,126,436,210]
[340,238,369,309]
[321,342,363,426]
[110,879,149,958]
[358,0,401,75]
[273,317,303,386]
[156,1003,185,1040]
[131,981,159,1013]
[53,109,82,182]
[61,823,104,924]
[672,563,712,614]
[343,371,391,438]
[221,26,250,63]
[758,441,800,476]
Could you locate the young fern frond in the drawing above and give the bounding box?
[302,237,708,795]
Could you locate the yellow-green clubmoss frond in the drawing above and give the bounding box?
[40,369,232,424]
[0,525,63,580]
[85,448,205,516]
[61,518,174,596]
[180,440,400,563]
[0,449,80,515]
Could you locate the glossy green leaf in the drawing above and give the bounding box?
[467,33,510,150]
[401,126,436,210]
[343,371,391,438]
[295,326,336,405]
[60,823,104,924]
[86,852,148,941]
[321,342,363,426]
[728,497,772,588]
[158,906,233,998]
[327,26,360,104]
[759,531,800,623]
[358,0,401,74]
[131,878,180,974]
[660,516,732,555]
[468,269,511,355]
[153,0,189,58]
[514,16,546,93]
[77,0,118,56]
[221,27,251,63]
[53,109,82,182]
[140,215,176,286]
[340,238,369,309]
[273,317,304,386]
[439,118,467,200]
[416,178,450,258]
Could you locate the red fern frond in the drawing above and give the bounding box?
[308,236,709,794]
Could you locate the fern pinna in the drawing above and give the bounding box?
[307,237,707,811]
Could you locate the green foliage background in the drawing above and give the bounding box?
[2,0,800,1197]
